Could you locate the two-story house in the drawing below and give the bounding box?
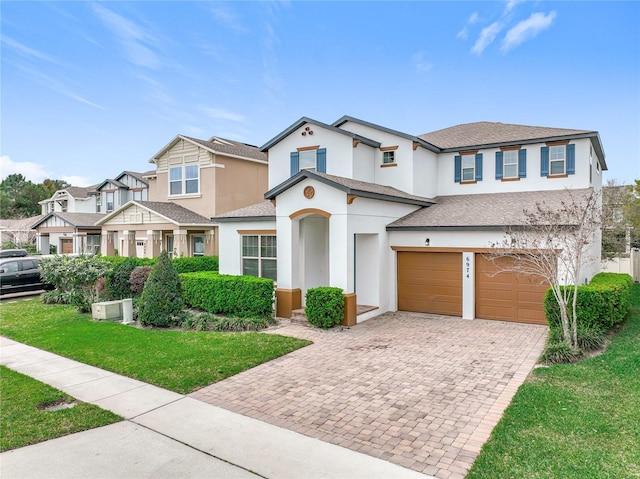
[97,135,268,258]
[215,116,606,326]
[95,171,152,214]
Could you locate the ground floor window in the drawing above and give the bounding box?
[192,235,205,256]
[86,235,101,255]
[242,235,277,281]
[165,235,174,258]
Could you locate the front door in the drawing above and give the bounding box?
[60,238,73,254]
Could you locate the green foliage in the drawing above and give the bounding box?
[305,287,344,329]
[0,366,121,452]
[180,311,276,332]
[106,258,138,299]
[172,256,218,273]
[0,300,311,394]
[0,174,51,218]
[138,251,184,327]
[542,273,632,362]
[539,340,582,364]
[181,272,274,318]
[39,255,111,312]
[129,266,151,296]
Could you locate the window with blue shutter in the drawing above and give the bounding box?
[495,151,503,180]
[518,149,527,178]
[540,146,549,176]
[454,155,461,183]
[316,148,327,173]
[475,153,483,181]
[566,144,575,175]
[290,152,299,176]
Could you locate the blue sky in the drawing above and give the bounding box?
[1,1,639,187]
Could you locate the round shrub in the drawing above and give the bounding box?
[138,251,183,327]
[305,287,344,329]
[129,266,152,296]
[107,258,138,299]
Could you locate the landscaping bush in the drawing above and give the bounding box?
[39,255,111,313]
[180,311,276,332]
[539,340,582,364]
[544,273,633,332]
[129,266,151,296]
[172,256,218,273]
[181,272,274,318]
[305,287,344,329]
[106,258,138,299]
[138,251,184,327]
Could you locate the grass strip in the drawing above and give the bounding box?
[467,283,640,479]
[0,299,311,394]
[0,366,121,452]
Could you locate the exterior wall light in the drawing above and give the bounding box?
[425,238,430,246]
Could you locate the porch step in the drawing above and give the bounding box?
[290,308,309,326]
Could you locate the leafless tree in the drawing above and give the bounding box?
[485,189,602,350]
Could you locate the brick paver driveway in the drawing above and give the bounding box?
[191,312,547,479]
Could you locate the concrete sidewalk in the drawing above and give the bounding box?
[0,337,433,479]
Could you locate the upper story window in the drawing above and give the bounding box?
[170,163,199,196]
[549,145,565,175]
[383,151,395,164]
[106,192,114,212]
[454,152,483,183]
[461,154,475,181]
[290,148,326,176]
[541,143,575,178]
[61,200,68,212]
[133,190,143,201]
[495,148,526,180]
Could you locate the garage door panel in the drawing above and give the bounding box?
[476,255,547,325]
[397,252,462,316]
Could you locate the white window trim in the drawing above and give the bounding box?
[192,235,205,257]
[461,154,475,182]
[503,150,518,179]
[382,150,395,164]
[549,145,566,176]
[169,162,200,197]
[241,234,277,280]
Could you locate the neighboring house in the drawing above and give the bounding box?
[95,171,152,214]
[216,116,606,326]
[39,186,98,214]
[0,215,44,248]
[97,135,268,258]
[32,213,105,254]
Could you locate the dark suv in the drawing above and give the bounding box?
[0,257,52,296]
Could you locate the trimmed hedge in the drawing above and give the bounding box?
[181,272,274,318]
[305,287,344,329]
[544,273,633,332]
[172,256,218,274]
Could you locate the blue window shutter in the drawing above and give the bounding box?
[454,155,461,183]
[540,146,549,176]
[566,144,575,175]
[475,153,483,181]
[290,151,299,176]
[316,148,327,173]
[518,149,527,178]
[495,151,503,180]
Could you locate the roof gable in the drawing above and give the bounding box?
[96,201,211,226]
[149,135,267,164]
[32,212,105,229]
[260,117,381,152]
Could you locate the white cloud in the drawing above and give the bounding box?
[1,35,62,65]
[412,52,433,74]
[501,11,557,52]
[504,0,524,15]
[208,5,248,33]
[0,156,52,183]
[457,12,480,40]
[91,3,161,69]
[472,22,502,55]
[202,107,245,123]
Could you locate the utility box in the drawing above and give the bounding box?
[92,300,123,321]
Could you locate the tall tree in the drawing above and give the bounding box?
[0,175,72,219]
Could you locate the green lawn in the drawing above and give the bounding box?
[0,299,311,394]
[0,366,121,452]
[468,283,640,479]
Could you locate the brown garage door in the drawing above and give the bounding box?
[475,255,548,325]
[397,252,462,316]
[60,238,73,254]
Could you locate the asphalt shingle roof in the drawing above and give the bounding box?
[184,136,268,162]
[387,188,594,229]
[419,122,594,150]
[214,200,276,220]
[134,201,211,224]
[33,212,106,228]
